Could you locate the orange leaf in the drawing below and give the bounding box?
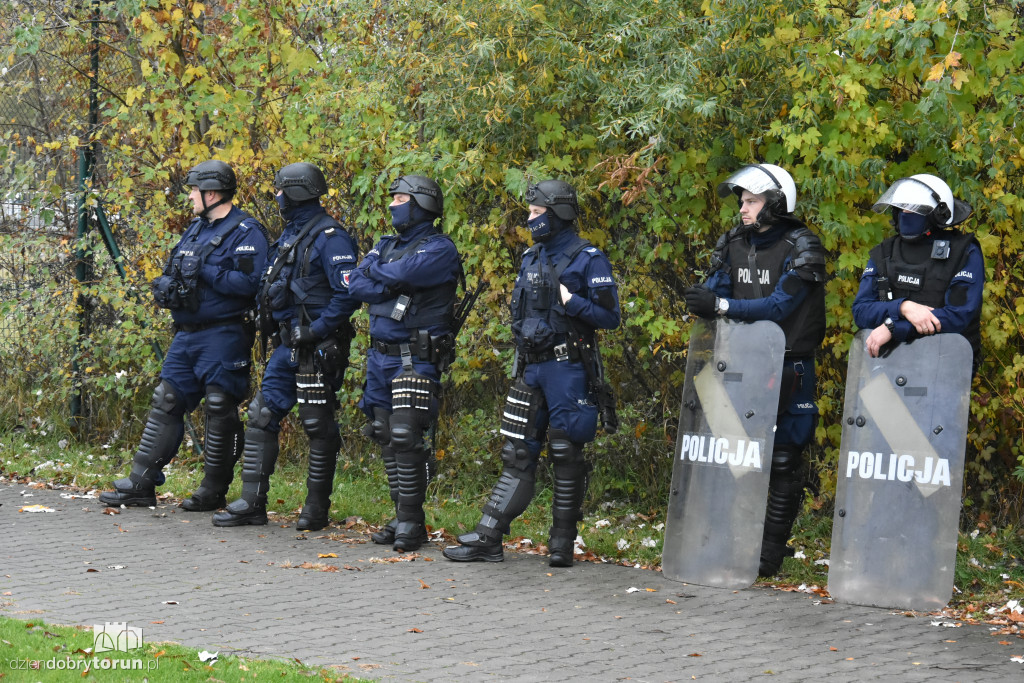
[418,579,430,589]
[408,628,423,633]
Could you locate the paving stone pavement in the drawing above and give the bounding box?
[1,482,1021,682]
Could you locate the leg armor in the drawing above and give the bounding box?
[370,444,400,545]
[182,386,243,511]
[548,429,589,568]
[99,381,185,507]
[296,400,341,531]
[361,406,392,446]
[444,380,544,563]
[389,370,436,551]
[758,445,806,577]
[443,438,536,563]
[212,393,281,527]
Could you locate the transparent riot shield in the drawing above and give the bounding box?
[663,318,786,589]
[829,330,972,611]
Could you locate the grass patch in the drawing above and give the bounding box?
[0,616,368,681]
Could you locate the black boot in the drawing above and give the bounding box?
[212,429,278,527]
[548,533,576,568]
[442,531,504,562]
[370,446,400,544]
[758,446,805,577]
[99,396,184,507]
[183,389,242,512]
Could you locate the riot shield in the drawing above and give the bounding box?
[829,330,972,611]
[663,318,786,589]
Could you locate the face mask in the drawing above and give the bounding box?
[275,193,289,214]
[897,210,930,240]
[390,201,414,232]
[528,213,551,242]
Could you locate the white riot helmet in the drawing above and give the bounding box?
[717,164,797,225]
[871,173,972,227]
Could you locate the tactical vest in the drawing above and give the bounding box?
[164,211,249,311]
[869,231,981,362]
[367,232,458,329]
[262,213,340,316]
[510,235,592,349]
[724,228,825,358]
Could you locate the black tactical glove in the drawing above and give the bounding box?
[683,286,717,319]
[291,325,317,346]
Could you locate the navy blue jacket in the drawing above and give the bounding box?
[267,204,360,339]
[348,220,462,342]
[167,206,269,326]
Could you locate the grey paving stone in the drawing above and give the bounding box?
[1,483,1021,682]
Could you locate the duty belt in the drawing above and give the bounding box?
[370,336,438,362]
[522,341,581,365]
[173,316,247,334]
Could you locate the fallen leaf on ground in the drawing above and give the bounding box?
[418,579,430,589]
[408,628,423,633]
[318,553,338,558]
[19,505,55,513]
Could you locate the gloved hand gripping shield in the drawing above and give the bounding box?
[663,318,786,589]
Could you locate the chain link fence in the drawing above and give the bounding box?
[1,2,138,418]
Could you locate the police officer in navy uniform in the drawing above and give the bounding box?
[853,174,982,367]
[347,174,462,552]
[100,160,270,510]
[213,162,360,530]
[683,164,827,577]
[443,179,621,568]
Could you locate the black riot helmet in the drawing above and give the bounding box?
[274,162,329,202]
[388,175,443,216]
[185,160,236,195]
[525,179,578,221]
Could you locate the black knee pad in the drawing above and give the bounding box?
[299,402,337,441]
[770,445,804,480]
[151,380,185,417]
[390,407,428,453]
[204,385,237,420]
[246,392,282,432]
[500,439,535,473]
[548,429,585,465]
[362,407,392,446]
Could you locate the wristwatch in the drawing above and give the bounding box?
[715,297,730,315]
[883,317,895,333]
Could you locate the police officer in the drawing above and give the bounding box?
[100,160,269,510]
[853,174,982,367]
[212,162,360,530]
[682,164,827,577]
[443,179,620,568]
[347,174,462,552]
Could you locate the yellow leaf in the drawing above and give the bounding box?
[944,51,962,68]
[318,553,337,558]
[951,69,970,90]
[901,3,916,20]
[926,61,945,82]
[193,3,205,18]
[937,0,948,16]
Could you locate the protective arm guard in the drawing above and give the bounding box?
[787,228,827,283]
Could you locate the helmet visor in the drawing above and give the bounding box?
[871,178,938,215]
[716,165,783,198]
